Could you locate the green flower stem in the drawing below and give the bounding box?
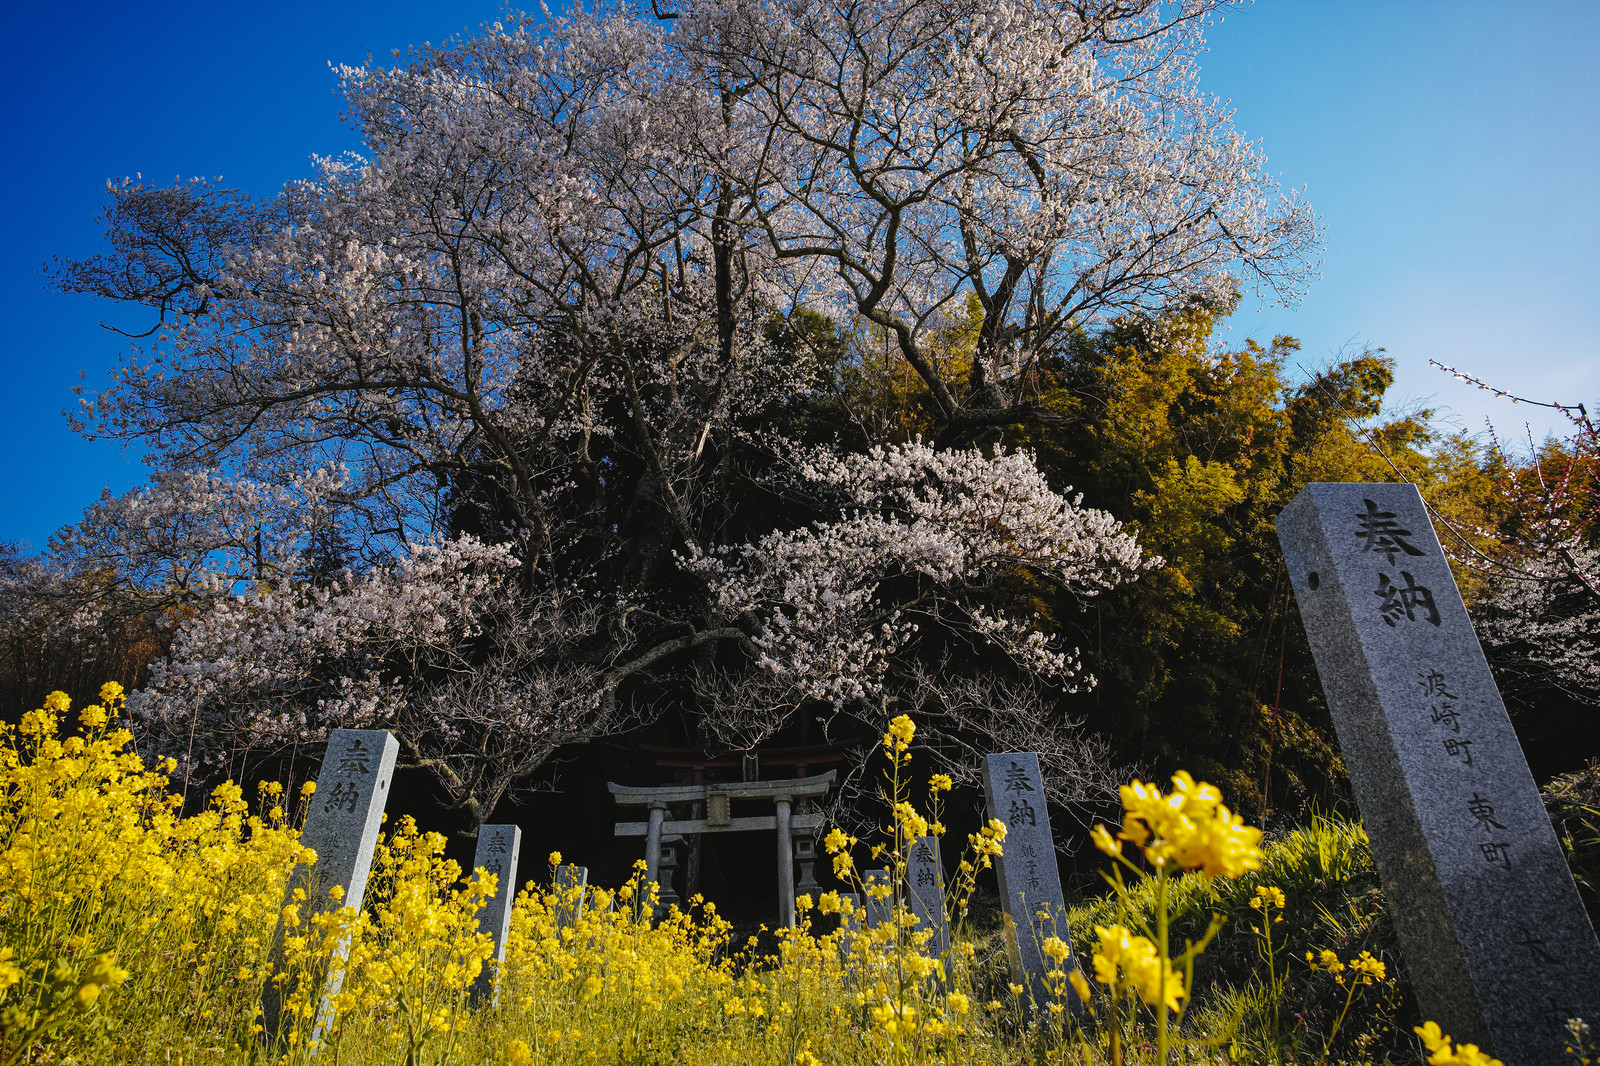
[1156,864,1170,1066]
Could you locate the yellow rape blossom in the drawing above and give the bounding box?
[883,713,916,755]
[1250,885,1286,911]
[1416,1021,1505,1066]
[0,947,22,993]
[1090,823,1122,857]
[0,699,1315,1066]
[1308,947,1344,975]
[892,801,928,838]
[1107,770,1263,877]
[1348,950,1386,984]
[1091,925,1184,1011]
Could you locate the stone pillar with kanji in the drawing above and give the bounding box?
[262,729,398,1045]
[1277,482,1600,1063]
[981,752,1073,1010]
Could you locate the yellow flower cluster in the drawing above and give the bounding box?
[1,687,310,1059]
[822,826,859,880]
[498,867,742,1062]
[0,697,1382,1066]
[968,819,1005,861]
[1097,770,1263,877]
[883,714,916,758]
[0,687,512,1064]
[892,801,929,839]
[1415,1021,1505,1066]
[1089,925,1184,1013]
[814,890,857,919]
[0,947,21,993]
[307,817,496,1057]
[1307,947,1386,986]
[1348,951,1386,983]
[1249,885,1286,913]
[74,952,131,1006]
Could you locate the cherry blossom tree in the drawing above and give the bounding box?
[1429,361,1600,708]
[680,0,1317,444]
[44,0,1316,822]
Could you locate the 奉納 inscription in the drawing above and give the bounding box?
[1374,571,1441,627]
[335,739,373,774]
[1355,498,1426,563]
[904,836,950,964]
[323,781,361,814]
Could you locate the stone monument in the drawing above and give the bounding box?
[1277,482,1600,1062]
[657,836,682,911]
[262,729,399,1042]
[981,752,1073,1010]
[862,869,892,929]
[554,863,590,931]
[905,835,950,964]
[468,823,522,1005]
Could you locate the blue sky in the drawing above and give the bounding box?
[3,1,1596,552]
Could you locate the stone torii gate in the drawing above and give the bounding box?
[609,771,835,927]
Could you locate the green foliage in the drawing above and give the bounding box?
[0,951,128,1066]
[1544,761,1600,923]
[1066,814,1411,1062]
[767,295,985,449]
[1011,302,1446,815]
